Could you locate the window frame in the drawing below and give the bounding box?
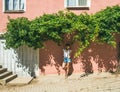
[64,0,91,8]
[3,0,26,13]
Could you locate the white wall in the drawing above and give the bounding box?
[0,39,39,77]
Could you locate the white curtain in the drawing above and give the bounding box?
[5,0,24,11]
[13,0,19,10]
[67,0,76,6]
[6,0,13,10]
[78,0,87,6]
[19,0,24,10]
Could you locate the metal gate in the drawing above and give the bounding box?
[0,39,39,77]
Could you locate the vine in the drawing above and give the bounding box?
[4,5,120,57]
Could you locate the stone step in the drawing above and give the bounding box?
[0,74,17,85]
[0,71,12,79]
[0,68,7,74]
[0,65,2,68]
[8,77,34,86]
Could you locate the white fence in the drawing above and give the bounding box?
[0,39,39,77]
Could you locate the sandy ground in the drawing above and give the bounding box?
[1,72,120,92]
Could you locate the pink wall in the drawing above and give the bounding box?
[0,0,120,75]
[0,0,120,33]
[39,36,119,75]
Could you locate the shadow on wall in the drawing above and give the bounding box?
[39,35,120,75]
[81,43,117,73]
[39,40,63,75]
[15,45,39,77]
[39,40,74,75]
[72,34,120,74]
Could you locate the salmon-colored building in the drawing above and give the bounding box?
[0,0,120,76]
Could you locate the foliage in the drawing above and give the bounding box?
[4,5,120,56]
[94,5,120,47]
[4,17,31,49]
[29,11,77,48]
[73,13,99,56]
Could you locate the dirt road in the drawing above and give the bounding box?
[1,72,120,92]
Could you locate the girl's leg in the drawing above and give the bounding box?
[62,62,68,78]
[66,62,70,78]
[62,62,66,70]
[65,68,67,78]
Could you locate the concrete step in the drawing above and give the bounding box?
[0,65,2,68]
[0,68,7,74]
[0,74,17,85]
[0,71,12,79]
[4,74,17,83]
[8,77,34,86]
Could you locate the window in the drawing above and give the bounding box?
[3,0,26,12]
[64,0,91,8]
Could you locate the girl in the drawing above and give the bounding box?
[62,44,72,78]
